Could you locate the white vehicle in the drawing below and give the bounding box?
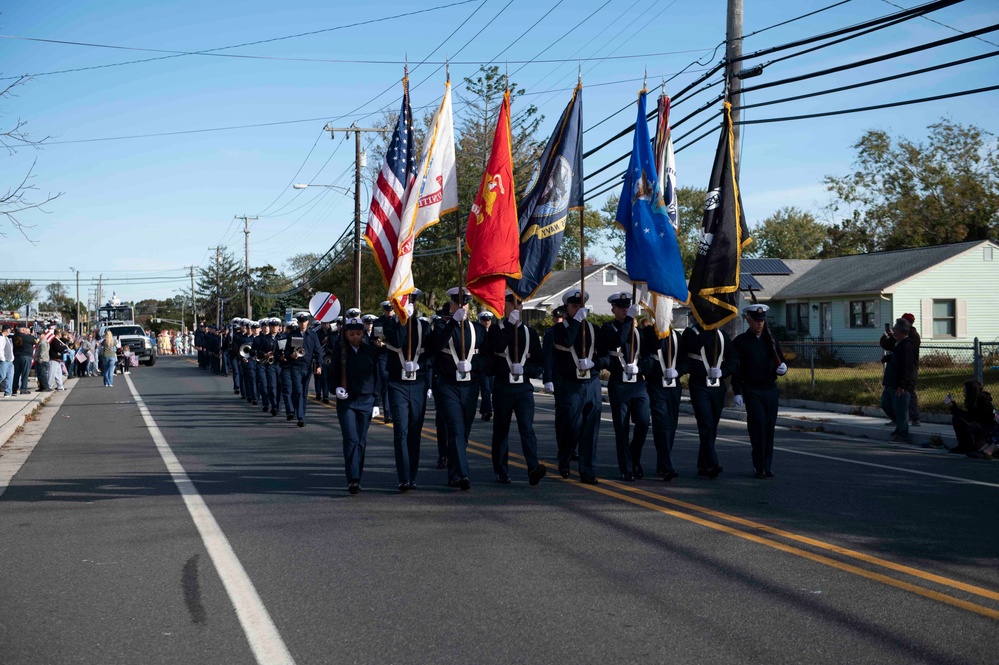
[99,323,157,367]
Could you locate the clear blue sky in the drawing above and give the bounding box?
[1,0,996,305]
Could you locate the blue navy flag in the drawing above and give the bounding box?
[615,90,686,302]
[508,85,583,299]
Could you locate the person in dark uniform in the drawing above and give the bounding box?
[277,320,296,419]
[427,287,486,490]
[229,318,243,395]
[732,305,786,478]
[382,290,431,491]
[430,306,451,469]
[245,321,261,405]
[541,306,570,459]
[332,317,380,495]
[314,320,332,404]
[601,292,650,481]
[638,319,688,481]
[219,325,231,377]
[283,312,324,427]
[477,311,495,421]
[256,318,280,416]
[551,289,609,484]
[488,289,547,485]
[376,301,396,423]
[195,323,205,370]
[680,320,737,479]
[239,320,255,401]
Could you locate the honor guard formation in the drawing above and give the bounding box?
[190,291,789,495]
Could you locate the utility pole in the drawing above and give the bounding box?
[234,215,257,318]
[725,0,743,177]
[188,266,197,327]
[214,245,222,328]
[323,123,390,309]
[70,268,80,333]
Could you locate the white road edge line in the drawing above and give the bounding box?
[124,374,295,665]
[532,403,999,490]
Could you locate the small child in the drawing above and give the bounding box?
[121,346,133,375]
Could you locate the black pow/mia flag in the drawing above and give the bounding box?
[686,101,752,330]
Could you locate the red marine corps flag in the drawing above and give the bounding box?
[464,90,521,317]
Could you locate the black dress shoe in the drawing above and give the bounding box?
[633,464,644,480]
[708,465,724,479]
[436,457,448,469]
[234,389,240,394]
[246,397,252,403]
[558,463,570,479]
[458,477,471,490]
[754,470,767,479]
[252,400,258,406]
[322,398,330,404]
[407,482,417,490]
[348,482,360,495]
[398,483,410,492]
[270,408,278,416]
[697,468,710,478]
[528,464,547,486]
[262,406,269,412]
[580,475,599,485]
[287,414,295,421]
[496,474,512,484]
[621,472,636,482]
[481,412,492,421]
[297,420,305,428]
[663,470,679,482]
[764,471,775,478]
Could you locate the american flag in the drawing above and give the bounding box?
[365,83,416,290]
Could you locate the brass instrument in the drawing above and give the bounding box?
[264,351,275,365]
[292,347,306,359]
[239,343,252,359]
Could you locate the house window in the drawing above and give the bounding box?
[932,299,956,338]
[602,269,617,286]
[849,300,875,328]
[785,303,809,334]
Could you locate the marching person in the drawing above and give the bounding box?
[477,311,495,421]
[382,290,431,491]
[680,319,736,479]
[277,320,297,420]
[541,306,570,460]
[332,316,380,495]
[313,319,331,404]
[376,301,396,423]
[731,305,787,478]
[258,318,281,416]
[488,290,547,486]
[601,292,649,481]
[284,312,324,427]
[431,306,451,469]
[639,318,688,481]
[427,287,486,490]
[228,318,243,395]
[551,289,609,484]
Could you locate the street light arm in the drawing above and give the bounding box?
[292,183,352,195]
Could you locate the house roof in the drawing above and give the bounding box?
[524,262,628,305]
[741,259,821,299]
[773,240,989,299]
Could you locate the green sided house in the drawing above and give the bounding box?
[739,240,999,343]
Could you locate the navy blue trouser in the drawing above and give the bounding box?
[314,369,328,400]
[337,395,374,483]
[479,374,494,416]
[229,355,241,391]
[744,385,779,473]
[289,363,312,421]
[388,380,428,485]
[436,380,479,484]
[689,385,726,470]
[280,366,294,415]
[491,381,539,476]
[376,352,390,412]
[557,378,602,478]
[648,383,682,474]
[258,363,278,410]
[608,379,650,476]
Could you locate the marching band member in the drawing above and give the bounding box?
[732,305,786,478]
[382,289,431,492]
[229,318,243,395]
[278,320,297,420]
[488,289,546,486]
[601,292,650,482]
[332,316,381,495]
[283,312,324,427]
[552,290,609,484]
[257,318,281,416]
[680,319,737,479]
[639,320,688,481]
[245,321,261,405]
[427,287,486,490]
[430,306,450,469]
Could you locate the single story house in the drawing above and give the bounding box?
[522,263,636,319]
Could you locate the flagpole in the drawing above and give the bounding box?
[578,68,587,357]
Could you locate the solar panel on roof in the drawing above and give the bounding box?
[741,258,792,275]
[739,274,764,290]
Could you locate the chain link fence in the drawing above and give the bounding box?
[779,339,998,414]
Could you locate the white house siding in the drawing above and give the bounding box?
[889,242,999,344]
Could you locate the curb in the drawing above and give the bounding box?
[0,379,75,448]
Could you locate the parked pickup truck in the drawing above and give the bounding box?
[100,324,157,367]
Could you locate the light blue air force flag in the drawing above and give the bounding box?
[615,90,686,301]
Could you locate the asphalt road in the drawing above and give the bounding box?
[1,356,997,665]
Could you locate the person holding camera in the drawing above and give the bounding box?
[880,318,918,443]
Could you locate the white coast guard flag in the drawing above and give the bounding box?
[388,82,458,322]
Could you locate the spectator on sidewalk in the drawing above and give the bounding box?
[48,327,67,391]
[11,324,36,395]
[946,380,994,454]
[34,330,51,392]
[880,318,917,443]
[880,313,921,426]
[0,325,14,396]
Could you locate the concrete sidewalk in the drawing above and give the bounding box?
[0,379,76,447]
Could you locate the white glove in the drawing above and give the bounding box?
[578,358,595,371]
[776,362,788,376]
[627,304,641,318]
[507,310,520,325]
[733,394,744,407]
[457,360,472,373]
[664,368,679,380]
[403,303,414,317]
[708,367,722,379]
[625,362,639,377]
[404,361,419,373]
[543,382,555,393]
[336,387,349,400]
[511,362,524,376]
[573,307,588,322]
[427,389,433,399]
[452,307,467,323]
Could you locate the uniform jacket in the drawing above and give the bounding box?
[427,317,487,384]
[331,340,380,397]
[551,317,610,383]
[731,329,785,394]
[282,328,324,367]
[679,325,736,389]
[382,316,431,380]
[487,319,543,385]
[638,327,689,384]
[600,316,644,383]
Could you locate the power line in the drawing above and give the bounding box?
[880,0,999,48]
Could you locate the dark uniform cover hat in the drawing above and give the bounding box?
[607,291,632,307]
[561,289,589,306]
[742,304,769,321]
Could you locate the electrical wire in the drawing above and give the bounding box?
[880,0,999,48]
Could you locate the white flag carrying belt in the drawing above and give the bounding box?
[494,320,530,371]
[555,320,595,376]
[384,322,424,380]
[447,320,477,367]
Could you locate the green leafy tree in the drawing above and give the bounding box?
[556,204,606,270]
[0,279,36,309]
[750,206,826,259]
[39,282,78,321]
[822,119,999,256]
[197,248,244,322]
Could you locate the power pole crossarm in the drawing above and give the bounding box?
[234,215,258,318]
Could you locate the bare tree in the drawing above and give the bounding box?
[1,76,62,240]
